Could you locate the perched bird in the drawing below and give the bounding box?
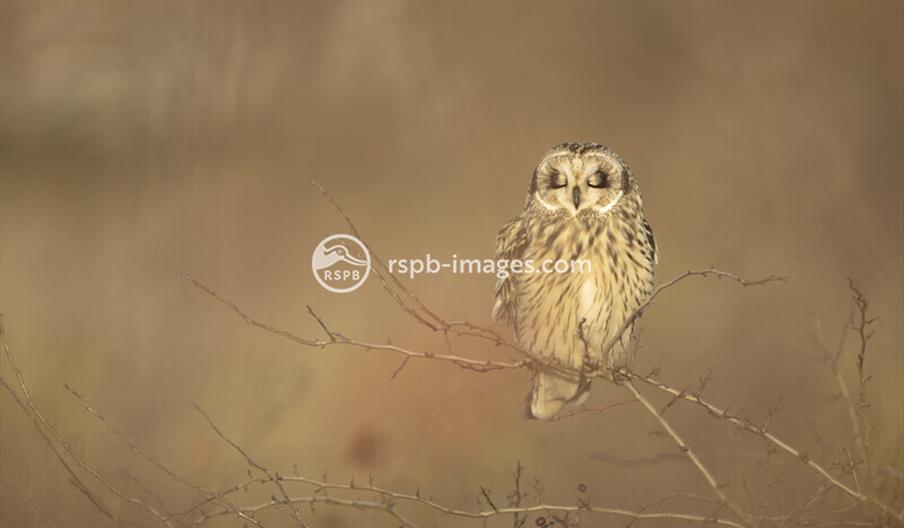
[493,142,658,420]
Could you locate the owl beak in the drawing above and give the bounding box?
[572,187,581,209]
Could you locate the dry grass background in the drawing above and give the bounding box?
[1,1,902,526]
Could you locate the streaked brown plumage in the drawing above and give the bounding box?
[493,143,658,420]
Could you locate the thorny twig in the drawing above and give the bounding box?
[814,304,871,494]
[181,271,903,522]
[548,398,638,421]
[180,273,526,374]
[599,268,788,361]
[849,279,877,489]
[3,182,901,528]
[624,380,753,526]
[61,383,272,528]
[0,315,176,528]
[1,317,755,528]
[622,369,903,524]
[177,181,902,525]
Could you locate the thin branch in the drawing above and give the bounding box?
[507,461,527,528]
[62,383,268,528]
[815,315,868,492]
[848,279,876,489]
[193,494,419,528]
[601,268,788,361]
[0,315,173,527]
[312,180,446,331]
[192,402,308,527]
[1,179,898,528]
[624,369,903,524]
[182,259,903,525]
[549,398,638,421]
[2,477,58,528]
[195,487,748,528]
[0,377,118,522]
[182,217,903,525]
[180,273,526,373]
[179,469,748,528]
[624,380,753,526]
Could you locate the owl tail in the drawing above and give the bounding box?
[526,372,590,420]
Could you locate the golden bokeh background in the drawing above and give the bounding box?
[1,1,901,526]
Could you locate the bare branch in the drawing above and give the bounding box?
[601,268,788,360]
[0,315,173,527]
[549,398,638,421]
[62,383,269,528]
[312,180,447,331]
[848,279,876,489]
[2,477,58,528]
[182,224,901,526]
[177,465,749,528]
[6,182,899,528]
[815,314,869,492]
[181,254,902,525]
[507,462,527,528]
[193,478,749,528]
[192,402,308,527]
[193,494,420,528]
[624,369,903,524]
[180,273,526,373]
[624,381,753,526]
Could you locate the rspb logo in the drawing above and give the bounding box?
[312,234,371,293]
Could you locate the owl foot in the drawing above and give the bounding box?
[569,377,592,405]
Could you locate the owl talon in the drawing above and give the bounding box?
[569,377,592,405]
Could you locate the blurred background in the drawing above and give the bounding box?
[1,1,902,526]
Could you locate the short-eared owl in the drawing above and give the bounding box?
[493,143,658,420]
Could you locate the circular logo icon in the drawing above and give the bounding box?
[312,234,371,293]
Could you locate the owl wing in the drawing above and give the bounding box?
[492,217,527,322]
[642,218,659,265]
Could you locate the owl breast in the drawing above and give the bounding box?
[513,213,655,371]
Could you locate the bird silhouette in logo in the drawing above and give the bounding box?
[312,243,368,271]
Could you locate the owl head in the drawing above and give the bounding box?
[528,142,635,217]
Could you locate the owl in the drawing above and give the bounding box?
[493,142,658,420]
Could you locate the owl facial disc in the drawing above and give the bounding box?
[531,148,628,217]
[592,189,624,215]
